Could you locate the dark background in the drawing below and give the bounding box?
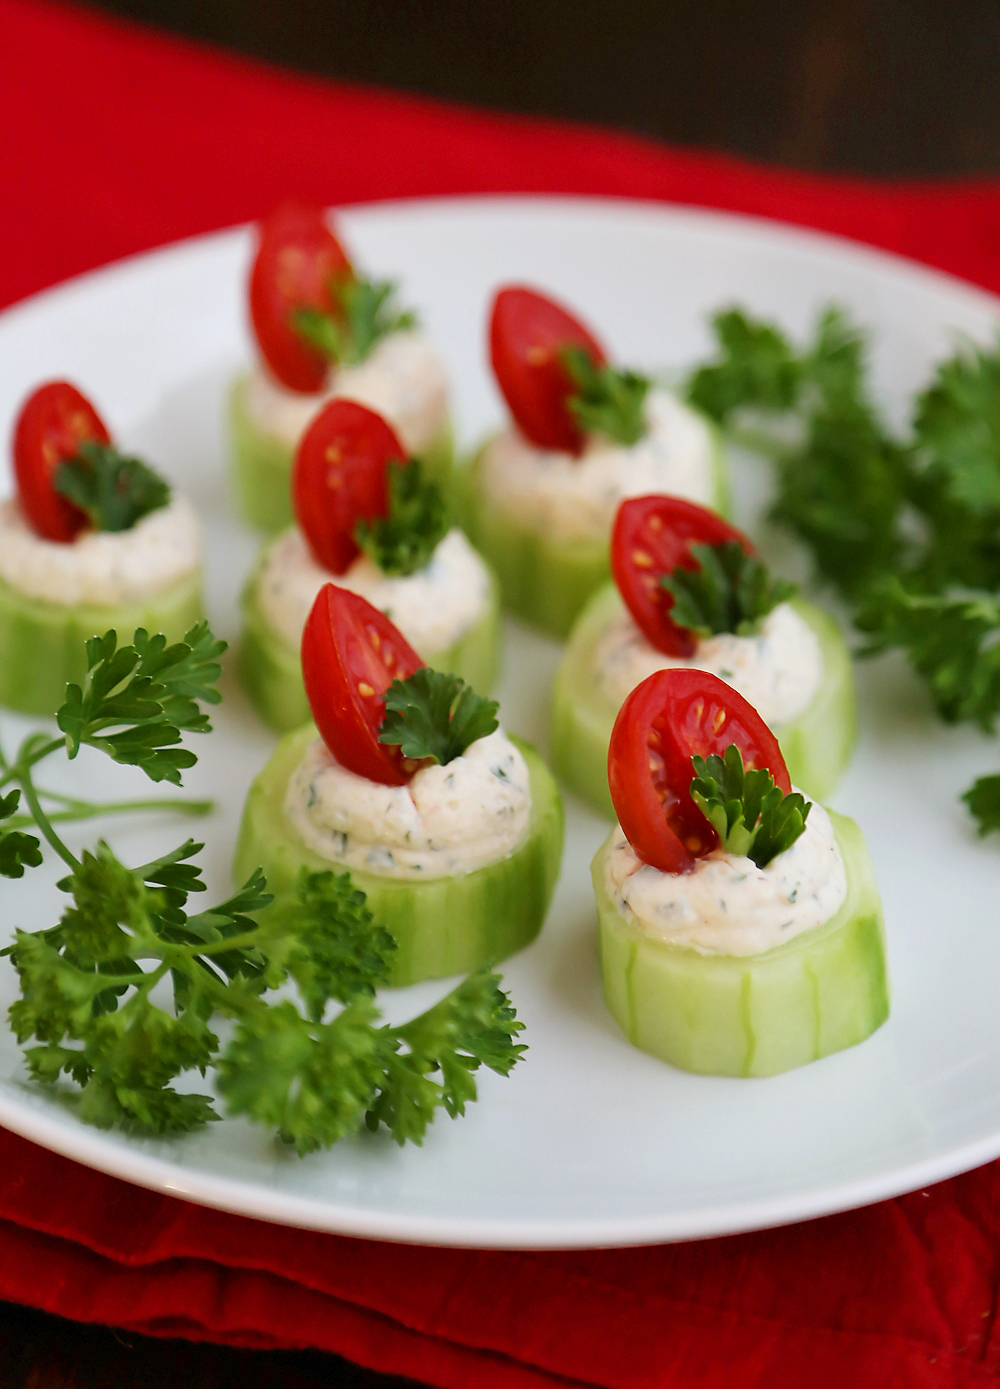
[7,2,1000,1386]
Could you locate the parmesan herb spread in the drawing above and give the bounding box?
[593,600,823,728]
[604,799,847,956]
[0,495,200,607]
[285,729,531,879]
[478,388,716,544]
[257,526,491,655]
[244,330,449,455]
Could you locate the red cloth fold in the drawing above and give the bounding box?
[3,1,1000,1385]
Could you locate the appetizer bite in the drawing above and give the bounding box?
[230,201,452,531]
[0,381,201,715]
[239,399,500,731]
[458,286,728,636]
[594,669,888,1077]
[551,496,856,816]
[235,584,564,986]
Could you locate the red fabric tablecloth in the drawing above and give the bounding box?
[4,2,1000,1386]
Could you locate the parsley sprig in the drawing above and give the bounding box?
[0,629,526,1150]
[355,459,451,577]
[561,346,650,446]
[690,745,811,869]
[685,307,1000,835]
[661,541,797,638]
[54,441,171,533]
[293,273,418,368]
[379,670,499,766]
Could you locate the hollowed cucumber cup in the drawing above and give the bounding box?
[551,586,857,816]
[594,809,889,1077]
[0,569,203,717]
[234,723,565,987]
[228,375,455,533]
[236,558,503,732]
[454,418,729,639]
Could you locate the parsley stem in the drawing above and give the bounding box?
[4,796,214,828]
[17,744,80,871]
[0,735,63,792]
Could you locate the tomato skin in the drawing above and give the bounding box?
[489,286,607,455]
[608,668,791,874]
[293,399,406,574]
[611,496,755,657]
[12,381,111,543]
[301,584,424,785]
[249,201,353,394]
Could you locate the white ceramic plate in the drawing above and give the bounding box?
[0,197,999,1250]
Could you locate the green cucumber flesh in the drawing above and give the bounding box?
[233,723,565,987]
[454,410,729,638]
[237,550,502,732]
[594,808,889,1077]
[228,375,455,533]
[0,568,203,717]
[550,584,857,816]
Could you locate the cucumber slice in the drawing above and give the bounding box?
[234,723,565,987]
[454,412,729,638]
[594,809,889,1076]
[236,552,503,731]
[228,375,455,533]
[550,585,856,816]
[0,568,203,717]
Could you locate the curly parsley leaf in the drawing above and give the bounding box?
[379,669,499,766]
[913,338,1000,516]
[0,790,42,879]
[53,441,171,534]
[293,273,418,368]
[56,622,226,785]
[856,582,1000,730]
[690,744,811,869]
[355,459,451,577]
[561,346,650,446]
[687,309,803,422]
[962,774,1000,837]
[660,541,796,638]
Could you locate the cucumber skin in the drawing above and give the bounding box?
[0,569,203,717]
[550,585,857,817]
[228,376,455,534]
[454,415,729,639]
[594,809,889,1077]
[233,723,565,987]
[236,555,503,732]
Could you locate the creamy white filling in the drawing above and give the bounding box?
[0,496,200,608]
[285,730,531,879]
[593,601,823,728]
[478,388,716,544]
[604,799,847,956]
[243,331,449,455]
[257,527,491,656]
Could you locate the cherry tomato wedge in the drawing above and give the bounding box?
[249,200,353,394]
[293,399,406,574]
[608,668,791,874]
[12,381,111,543]
[489,285,607,455]
[611,496,754,658]
[302,584,424,785]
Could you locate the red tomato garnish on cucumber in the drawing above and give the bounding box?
[608,668,791,874]
[12,381,110,543]
[490,286,607,455]
[302,584,424,785]
[293,399,406,574]
[249,201,353,394]
[611,496,754,658]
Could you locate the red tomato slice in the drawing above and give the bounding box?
[608,668,791,874]
[293,399,406,575]
[489,285,607,455]
[302,584,425,785]
[249,201,353,394]
[611,496,755,657]
[12,381,111,543]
